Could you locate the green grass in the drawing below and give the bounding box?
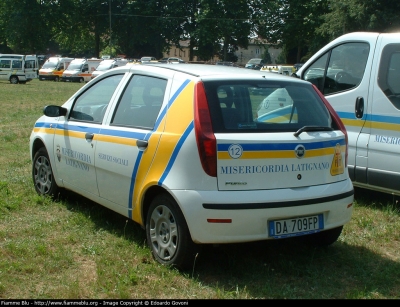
[0,78,399,299]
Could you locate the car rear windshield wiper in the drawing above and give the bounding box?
[294,126,334,137]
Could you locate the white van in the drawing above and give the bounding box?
[294,32,400,195]
[0,54,39,84]
[39,57,74,82]
[61,58,102,83]
[91,58,128,79]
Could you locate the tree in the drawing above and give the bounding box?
[318,0,400,39]
[256,0,329,63]
[192,0,255,62]
[0,0,52,53]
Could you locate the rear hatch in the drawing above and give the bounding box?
[203,79,348,191]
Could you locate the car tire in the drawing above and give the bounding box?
[10,76,19,84]
[146,194,199,270]
[79,77,84,83]
[54,76,59,82]
[32,147,60,197]
[304,226,343,247]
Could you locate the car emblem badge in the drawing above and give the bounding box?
[294,144,305,158]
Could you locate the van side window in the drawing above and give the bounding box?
[69,74,124,123]
[111,75,166,130]
[378,44,400,109]
[0,60,11,69]
[303,43,369,95]
[12,60,22,69]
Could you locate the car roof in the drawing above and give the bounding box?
[109,63,309,84]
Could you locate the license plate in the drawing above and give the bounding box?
[269,214,323,238]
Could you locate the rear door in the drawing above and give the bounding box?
[204,81,347,191]
[95,73,168,217]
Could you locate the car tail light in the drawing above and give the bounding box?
[312,84,348,167]
[194,81,217,177]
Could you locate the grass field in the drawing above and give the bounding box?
[0,78,399,299]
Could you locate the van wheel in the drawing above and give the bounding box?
[32,147,60,197]
[54,76,59,82]
[10,76,19,84]
[303,226,343,247]
[146,194,198,270]
[79,77,84,83]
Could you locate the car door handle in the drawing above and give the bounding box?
[355,96,364,119]
[85,132,94,140]
[136,139,148,149]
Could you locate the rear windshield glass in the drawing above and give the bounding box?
[203,80,332,133]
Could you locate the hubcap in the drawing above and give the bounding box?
[34,156,53,194]
[149,205,177,261]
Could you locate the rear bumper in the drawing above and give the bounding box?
[173,179,354,244]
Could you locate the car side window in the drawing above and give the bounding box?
[69,74,124,123]
[111,75,166,130]
[304,42,369,95]
[378,43,400,109]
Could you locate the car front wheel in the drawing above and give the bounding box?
[32,147,60,197]
[146,194,198,270]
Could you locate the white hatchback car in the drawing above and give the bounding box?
[30,64,354,270]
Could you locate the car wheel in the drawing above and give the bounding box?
[304,226,343,247]
[32,147,60,197]
[54,76,59,82]
[79,77,84,83]
[10,76,19,84]
[146,194,199,270]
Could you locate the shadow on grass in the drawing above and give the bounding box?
[354,187,400,213]
[57,189,399,299]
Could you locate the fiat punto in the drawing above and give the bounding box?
[30,64,354,270]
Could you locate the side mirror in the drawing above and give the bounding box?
[43,105,68,117]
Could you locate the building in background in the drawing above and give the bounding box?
[162,38,282,66]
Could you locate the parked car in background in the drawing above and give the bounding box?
[140,56,157,63]
[61,58,102,83]
[91,58,128,79]
[168,57,185,63]
[215,61,237,67]
[0,54,39,84]
[30,63,353,270]
[159,57,185,63]
[245,58,265,70]
[39,56,74,82]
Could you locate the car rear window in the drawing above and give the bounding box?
[203,80,332,133]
